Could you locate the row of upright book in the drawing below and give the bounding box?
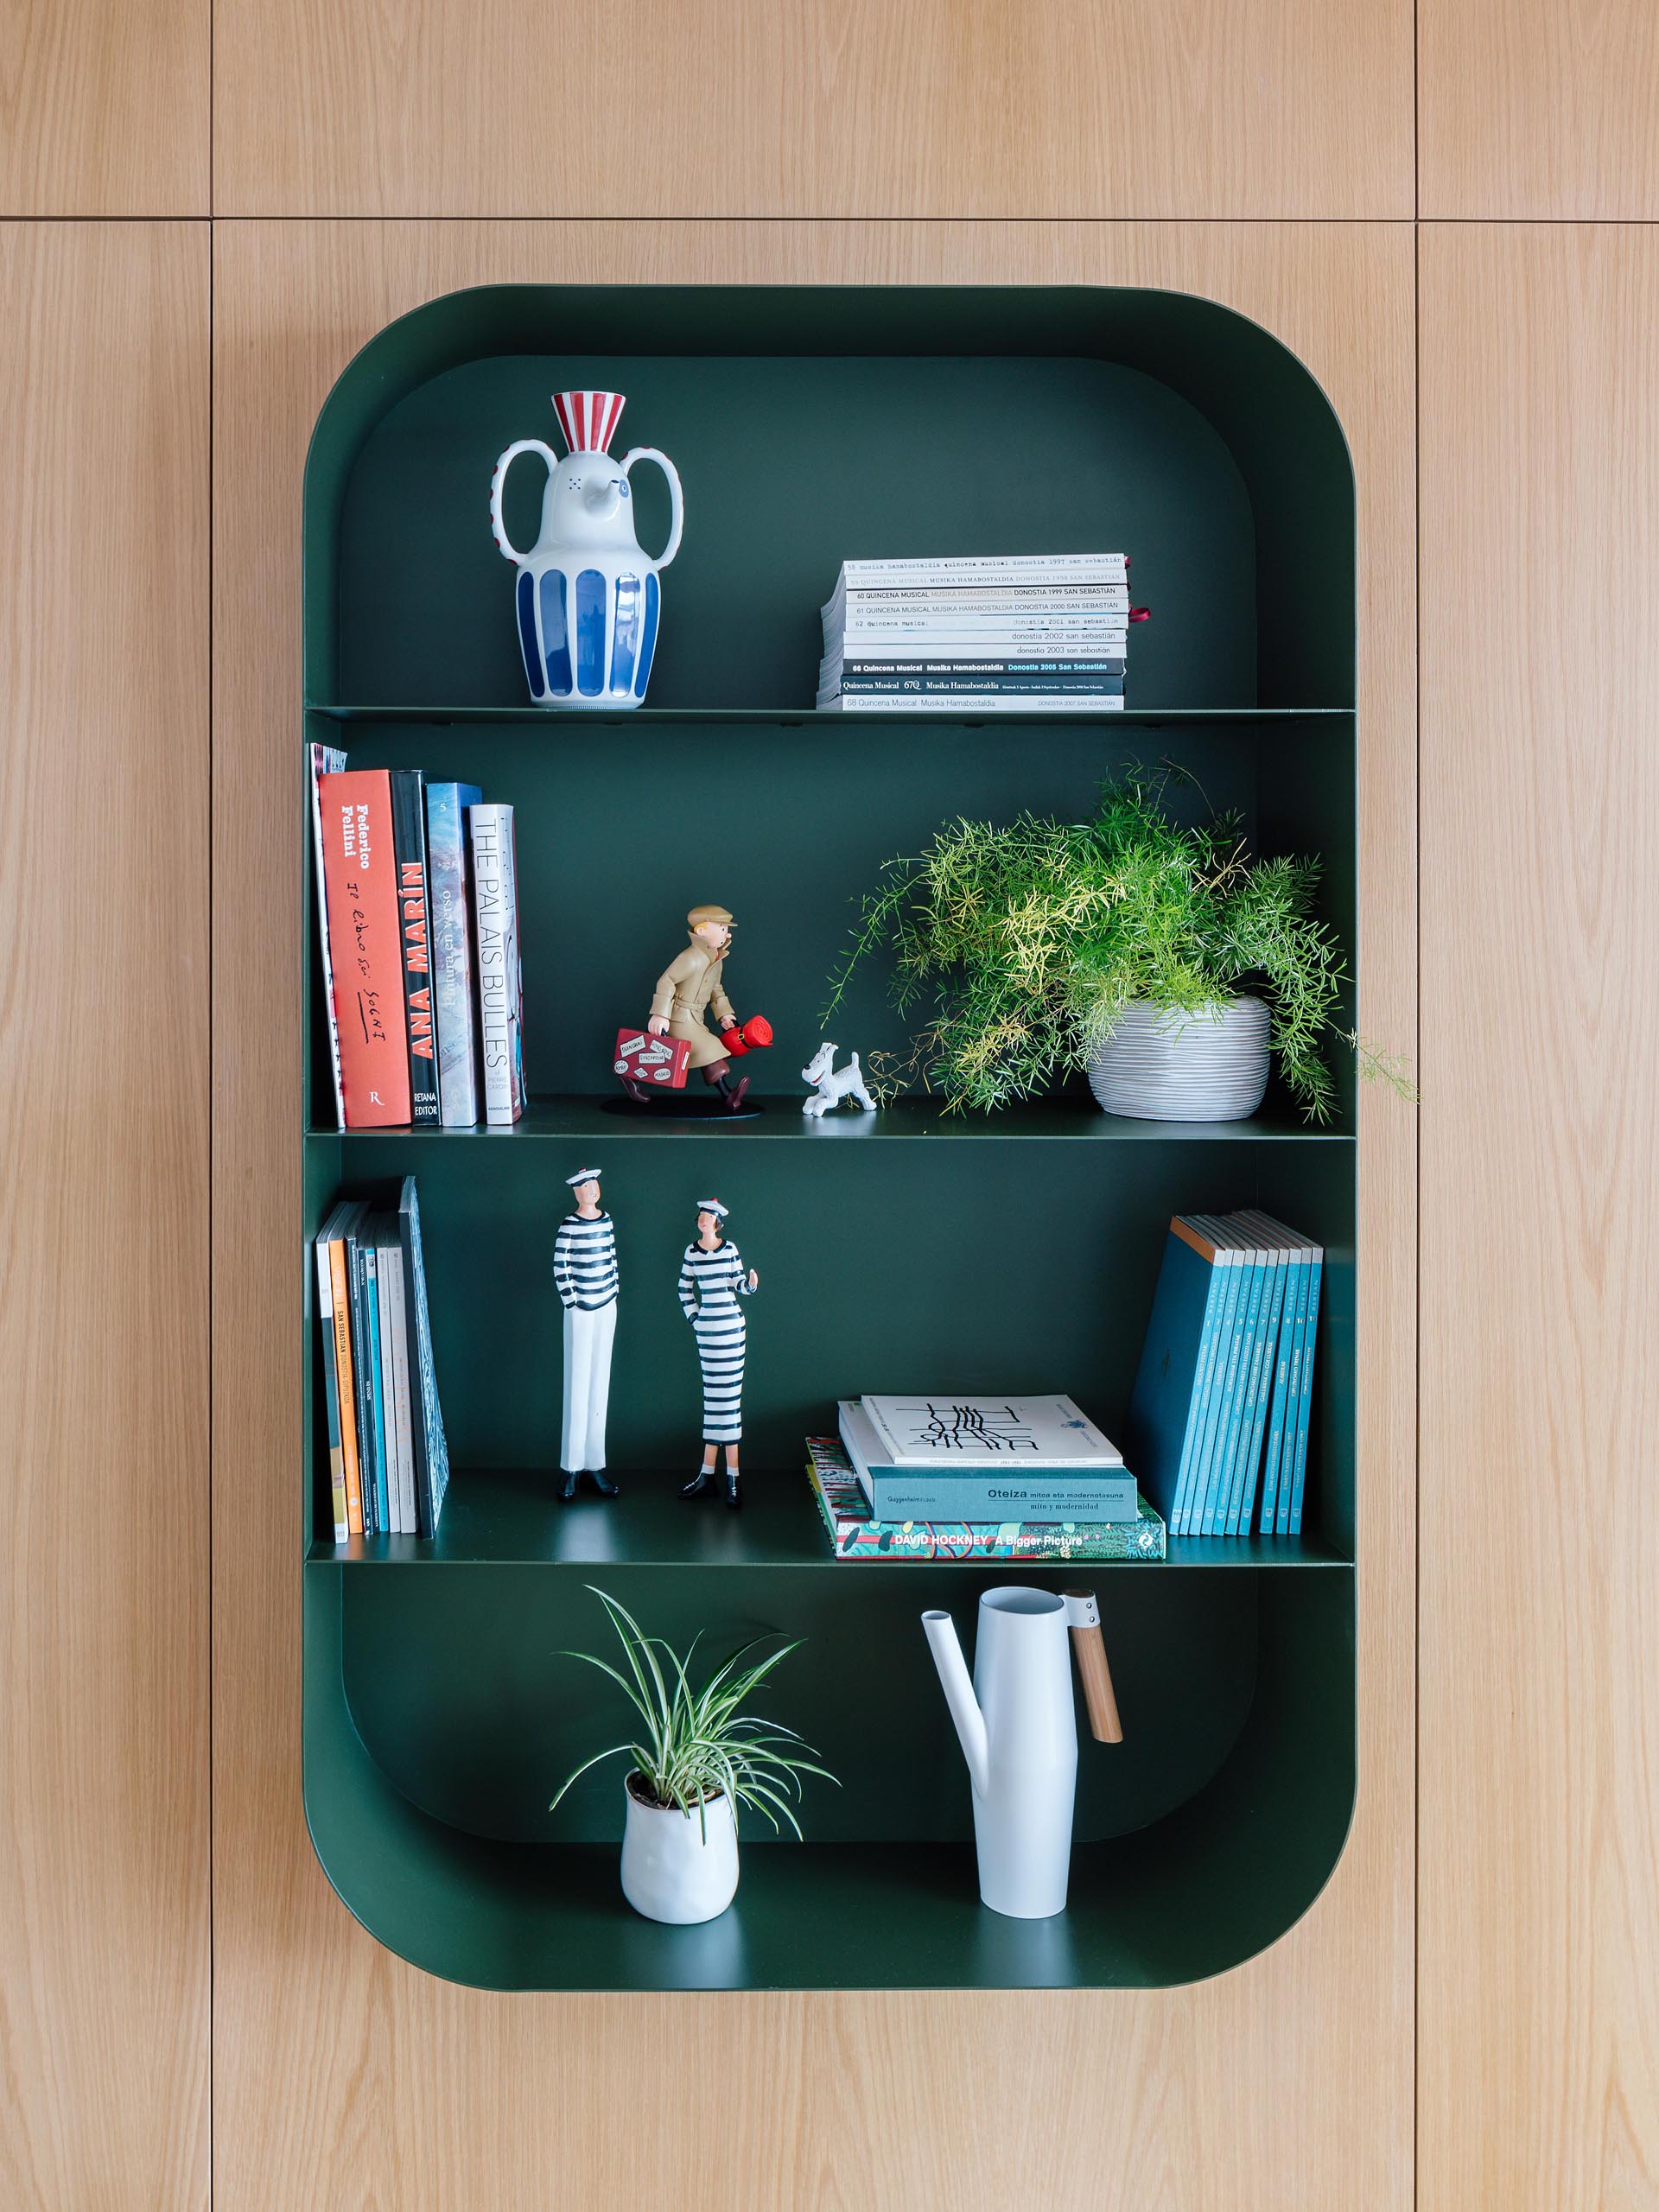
[310,747,528,1129]
[806,1395,1167,1561]
[1125,1211,1323,1537]
[315,1178,450,1542]
[817,553,1146,713]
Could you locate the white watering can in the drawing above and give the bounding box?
[924,1586,1122,1919]
[489,389,683,709]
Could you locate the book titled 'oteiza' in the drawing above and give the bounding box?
[317,770,410,1127]
[470,802,526,1125]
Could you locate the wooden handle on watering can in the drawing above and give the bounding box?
[1063,1589,1123,1744]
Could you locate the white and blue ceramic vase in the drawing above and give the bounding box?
[489,390,683,709]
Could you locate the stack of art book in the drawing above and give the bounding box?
[309,747,527,1130]
[817,555,1147,712]
[1125,1211,1324,1537]
[805,1395,1166,1561]
[313,1176,451,1543]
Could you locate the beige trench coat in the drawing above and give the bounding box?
[649,941,738,1069]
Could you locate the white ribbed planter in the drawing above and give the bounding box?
[1087,996,1270,1122]
[619,1776,739,1925]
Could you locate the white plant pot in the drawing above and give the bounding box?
[619,1777,739,1925]
[1087,995,1271,1122]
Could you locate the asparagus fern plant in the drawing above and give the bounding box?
[825,765,1410,1122]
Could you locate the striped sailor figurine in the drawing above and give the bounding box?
[554,1167,620,1501]
[677,1198,759,1510]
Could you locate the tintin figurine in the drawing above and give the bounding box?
[554,1166,620,1501]
[677,1198,759,1509]
[616,904,772,1112]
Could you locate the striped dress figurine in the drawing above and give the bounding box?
[553,1166,620,1501]
[677,1198,759,1510]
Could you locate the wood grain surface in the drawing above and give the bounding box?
[1418,222,1659,2212]
[211,0,1414,219]
[1420,0,1659,218]
[0,0,207,213]
[0,222,210,2209]
[211,218,1416,2212]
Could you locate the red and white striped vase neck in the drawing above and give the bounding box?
[552,390,626,455]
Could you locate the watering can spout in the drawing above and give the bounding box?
[584,480,623,519]
[923,1610,990,1798]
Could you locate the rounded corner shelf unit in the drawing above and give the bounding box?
[302,280,1359,1993]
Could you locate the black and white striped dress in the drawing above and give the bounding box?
[678,1239,755,1445]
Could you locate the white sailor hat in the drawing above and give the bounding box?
[695,1197,728,1217]
[566,1166,602,1187]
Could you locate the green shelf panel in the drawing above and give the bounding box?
[309,704,1356,728]
[304,1558,1355,1990]
[309,1093,1355,1145]
[302,278,1361,1993]
[304,1465,1354,1568]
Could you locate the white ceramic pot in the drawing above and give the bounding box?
[619,1777,739,1925]
[1086,995,1270,1122]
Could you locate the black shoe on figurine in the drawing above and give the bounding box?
[723,1471,743,1510]
[556,1468,580,1503]
[680,1465,714,1500]
[588,1469,620,1498]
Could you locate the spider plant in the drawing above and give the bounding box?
[548,1588,837,1840]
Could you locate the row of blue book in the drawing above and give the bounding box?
[1126,1211,1323,1537]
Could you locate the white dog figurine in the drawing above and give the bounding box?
[801,1041,876,1118]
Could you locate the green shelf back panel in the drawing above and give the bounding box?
[301,281,1360,1993]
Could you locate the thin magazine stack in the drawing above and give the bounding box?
[817,554,1147,712]
[310,746,527,1129]
[1125,1211,1324,1537]
[806,1394,1166,1560]
[314,1175,451,1542]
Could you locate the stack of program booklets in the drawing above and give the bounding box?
[1124,1211,1324,1537]
[817,554,1146,712]
[804,1395,1166,1562]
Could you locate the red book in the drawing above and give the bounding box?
[317,770,411,1127]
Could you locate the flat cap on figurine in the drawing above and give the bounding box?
[696,1197,728,1217]
[686,904,735,931]
[566,1166,602,1186]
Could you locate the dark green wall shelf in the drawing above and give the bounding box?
[302,282,1358,1993]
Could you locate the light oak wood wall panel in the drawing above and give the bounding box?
[212,218,1415,2212]
[1418,224,1659,2212]
[212,0,1414,218]
[0,222,210,2210]
[1420,0,1659,217]
[0,0,208,213]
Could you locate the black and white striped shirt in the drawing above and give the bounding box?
[554,1211,620,1310]
[677,1239,753,1319]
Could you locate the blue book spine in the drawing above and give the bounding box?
[1185,1235,1243,1535]
[1275,1252,1313,1535]
[867,1471,1138,1523]
[1124,1219,1226,1531]
[1199,1243,1253,1535]
[1211,1247,1265,1539]
[425,782,484,1127]
[364,1245,389,1535]
[1167,1230,1230,1533]
[1287,1248,1324,1535]
[1235,1249,1288,1534]
[1258,1251,1302,1533]
[344,1211,375,1535]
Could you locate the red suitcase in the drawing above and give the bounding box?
[613,1026,692,1091]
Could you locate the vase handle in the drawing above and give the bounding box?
[620,447,683,569]
[489,438,556,563]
